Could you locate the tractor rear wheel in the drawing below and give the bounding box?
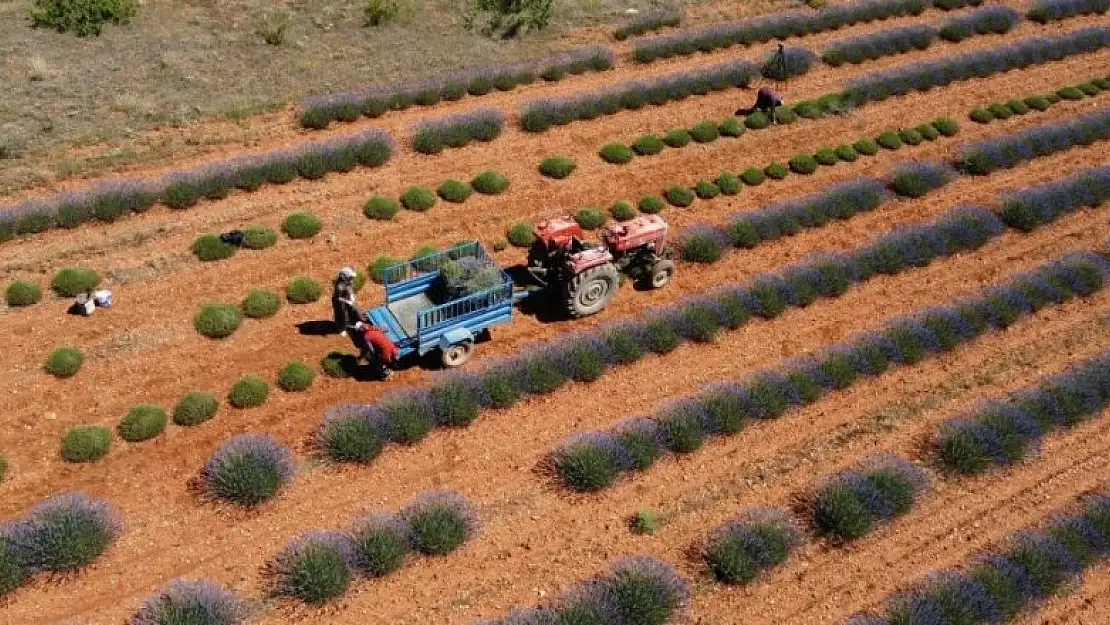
[649,259,675,289]
[564,263,619,318]
[441,341,474,368]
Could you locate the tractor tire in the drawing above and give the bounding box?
[649,259,675,289]
[441,341,474,368]
[564,263,620,318]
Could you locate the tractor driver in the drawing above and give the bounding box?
[350,321,398,380]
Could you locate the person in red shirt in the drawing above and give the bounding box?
[351,321,398,379]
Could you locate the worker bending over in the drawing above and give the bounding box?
[350,321,398,380]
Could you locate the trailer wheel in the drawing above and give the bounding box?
[649,259,675,289]
[441,341,474,368]
[565,263,619,318]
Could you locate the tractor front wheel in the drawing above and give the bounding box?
[564,263,619,318]
[649,259,675,289]
[441,341,474,368]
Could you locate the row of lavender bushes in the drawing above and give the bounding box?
[705,346,1110,586]
[1027,0,1110,23]
[518,58,758,132]
[842,26,1110,106]
[269,490,478,604]
[1,492,122,597]
[474,556,689,625]
[937,351,1110,474]
[549,251,1110,493]
[676,157,956,264]
[703,454,927,585]
[298,46,615,129]
[130,579,247,625]
[314,204,1002,470]
[411,109,505,155]
[631,0,936,63]
[0,129,394,244]
[1000,165,1110,231]
[822,6,1021,67]
[847,491,1110,625]
[957,107,1110,175]
[550,207,1024,493]
[970,72,1110,124]
[613,7,682,40]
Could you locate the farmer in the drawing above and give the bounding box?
[735,87,784,118]
[332,267,359,336]
[351,320,398,380]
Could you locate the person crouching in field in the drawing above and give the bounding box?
[350,321,398,380]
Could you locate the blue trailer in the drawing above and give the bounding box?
[363,241,530,368]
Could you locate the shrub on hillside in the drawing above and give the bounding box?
[552,433,629,492]
[192,234,237,262]
[632,135,666,155]
[690,121,720,143]
[716,172,742,195]
[694,181,720,199]
[281,212,323,239]
[679,226,728,264]
[286,276,322,304]
[437,179,473,203]
[194,304,242,339]
[719,118,745,137]
[400,490,478,556]
[278,361,316,392]
[18,492,122,572]
[412,109,504,154]
[28,0,137,37]
[876,131,902,150]
[789,155,819,175]
[638,195,665,214]
[240,290,281,319]
[665,186,695,207]
[364,196,400,220]
[130,578,247,625]
[203,434,295,506]
[575,208,608,230]
[118,405,167,442]
[173,392,219,426]
[704,508,802,584]
[609,201,636,221]
[51,267,100,297]
[764,162,789,180]
[472,170,510,194]
[60,426,110,462]
[317,405,390,463]
[45,347,84,378]
[401,186,437,211]
[242,226,277,250]
[539,156,576,179]
[5,280,42,307]
[605,556,690,625]
[1028,0,1110,23]
[600,143,635,164]
[228,376,269,409]
[506,222,535,248]
[999,165,1110,231]
[814,148,840,166]
[270,531,354,604]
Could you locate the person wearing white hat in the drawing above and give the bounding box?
[332,267,359,336]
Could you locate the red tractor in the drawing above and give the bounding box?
[526,214,676,317]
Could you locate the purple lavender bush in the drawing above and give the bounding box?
[269,530,356,604]
[400,490,479,556]
[704,507,802,584]
[130,578,248,625]
[202,434,296,507]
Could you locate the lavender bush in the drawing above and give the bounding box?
[299,46,615,129]
[400,490,479,556]
[812,454,929,540]
[823,24,935,67]
[938,5,1022,43]
[519,59,755,132]
[202,434,296,507]
[887,160,957,198]
[270,530,356,604]
[762,46,817,81]
[844,27,1110,106]
[130,578,247,625]
[632,0,928,63]
[704,508,802,584]
[12,492,122,573]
